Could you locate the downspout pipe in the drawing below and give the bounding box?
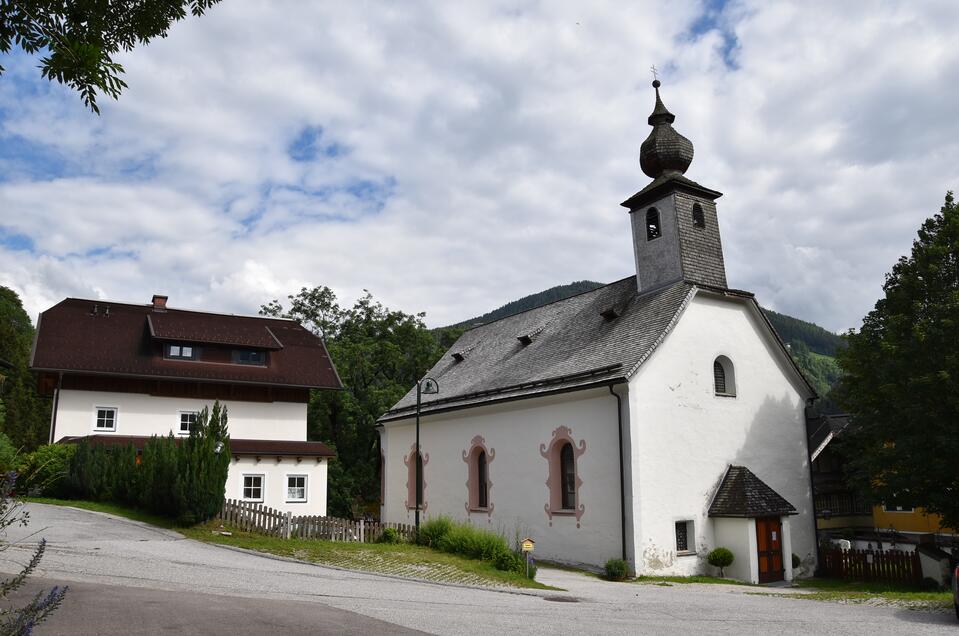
[804,397,823,576]
[609,384,627,562]
[49,372,63,445]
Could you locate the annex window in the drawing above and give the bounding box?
[178,411,199,435]
[94,407,117,431]
[286,475,308,502]
[477,451,489,509]
[165,344,195,360]
[560,443,576,510]
[646,208,661,240]
[233,349,266,366]
[675,520,694,553]
[242,474,264,502]
[692,203,705,228]
[713,356,736,397]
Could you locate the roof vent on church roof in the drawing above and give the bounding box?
[451,343,478,362]
[639,79,694,180]
[516,322,549,347]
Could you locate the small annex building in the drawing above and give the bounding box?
[378,81,818,582]
[31,294,341,515]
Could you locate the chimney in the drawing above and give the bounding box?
[152,295,168,311]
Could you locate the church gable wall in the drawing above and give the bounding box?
[627,293,815,577]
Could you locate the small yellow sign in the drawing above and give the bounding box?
[521,537,535,553]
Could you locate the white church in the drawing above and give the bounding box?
[378,80,817,583]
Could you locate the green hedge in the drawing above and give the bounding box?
[16,443,77,497]
[64,402,231,525]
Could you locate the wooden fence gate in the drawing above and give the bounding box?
[820,548,922,586]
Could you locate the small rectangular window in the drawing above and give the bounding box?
[242,475,264,501]
[675,520,694,553]
[286,475,307,502]
[233,349,266,366]
[882,504,915,513]
[166,344,196,360]
[94,407,117,431]
[178,411,199,435]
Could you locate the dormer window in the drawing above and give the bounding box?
[646,208,661,240]
[692,203,705,228]
[166,344,195,360]
[233,349,266,366]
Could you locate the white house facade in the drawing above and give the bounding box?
[378,81,818,583]
[31,294,341,516]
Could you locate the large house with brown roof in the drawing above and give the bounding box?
[378,82,819,582]
[31,294,341,515]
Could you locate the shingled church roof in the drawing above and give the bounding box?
[708,465,798,518]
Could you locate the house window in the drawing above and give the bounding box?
[560,443,576,510]
[178,411,199,435]
[646,208,661,240]
[166,344,195,360]
[675,520,694,553]
[477,450,489,509]
[233,349,266,366]
[883,504,915,513]
[692,203,705,228]
[713,356,736,397]
[242,475,264,501]
[94,407,117,431]
[286,475,307,502]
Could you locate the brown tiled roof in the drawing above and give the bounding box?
[59,435,335,457]
[708,465,798,518]
[31,298,341,389]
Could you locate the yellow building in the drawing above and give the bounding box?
[872,505,956,536]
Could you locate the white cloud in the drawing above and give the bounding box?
[1,0,958,333]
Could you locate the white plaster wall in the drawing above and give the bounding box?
[225,456,328,516]
[713,518,755,582]
[381,388,624,569]
[628,292,816,577]
[54,390,306,441]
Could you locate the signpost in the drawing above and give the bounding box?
[521,537,535,578]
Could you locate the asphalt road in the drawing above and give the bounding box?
[0,504,955,635]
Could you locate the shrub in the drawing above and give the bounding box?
[493,550,525,574]
[707,547,734,577]
[0,433,17,473]
[17,444,77,497]
[604,558,629,581]
[416,515,453,547]
[378,527,401,544]
[792,553,801,569]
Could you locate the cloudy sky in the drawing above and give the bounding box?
[2,0,958,332]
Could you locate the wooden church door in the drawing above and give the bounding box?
[756,516,784,583]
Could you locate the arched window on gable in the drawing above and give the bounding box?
[560,443,576,510]
[646,208,661,240]
[692,203,705,228]
[714,355,736,397]
[463,436,495,514]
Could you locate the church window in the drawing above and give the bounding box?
[405,445,427,511]
[675,520,694,553]
[692,203,705,228]
[477,451,489,509]
[646,208,661,240]
[713,356,736,396]
[560,443,576,510]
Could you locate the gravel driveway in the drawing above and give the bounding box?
[0,503,955,635]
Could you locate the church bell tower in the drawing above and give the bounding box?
[621,80,728,293]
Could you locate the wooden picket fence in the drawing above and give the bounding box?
[216,498,416,543]
[821,548,921,586]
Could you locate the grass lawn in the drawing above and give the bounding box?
[182,520,559,590]
[23,497,178,529]
[793,578,952,611]
[24,498,558,591]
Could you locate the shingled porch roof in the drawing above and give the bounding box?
[708,465,798,518]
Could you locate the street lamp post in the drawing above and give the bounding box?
[415,377,438,532]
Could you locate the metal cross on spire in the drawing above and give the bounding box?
[650,64,659,82]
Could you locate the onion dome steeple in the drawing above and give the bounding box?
[639,80,694,179]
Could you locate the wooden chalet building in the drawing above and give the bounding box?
[30,294,341,515]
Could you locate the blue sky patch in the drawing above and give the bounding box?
[288,125,347,162]
[0,229,35,252]
[688,0,739,69]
